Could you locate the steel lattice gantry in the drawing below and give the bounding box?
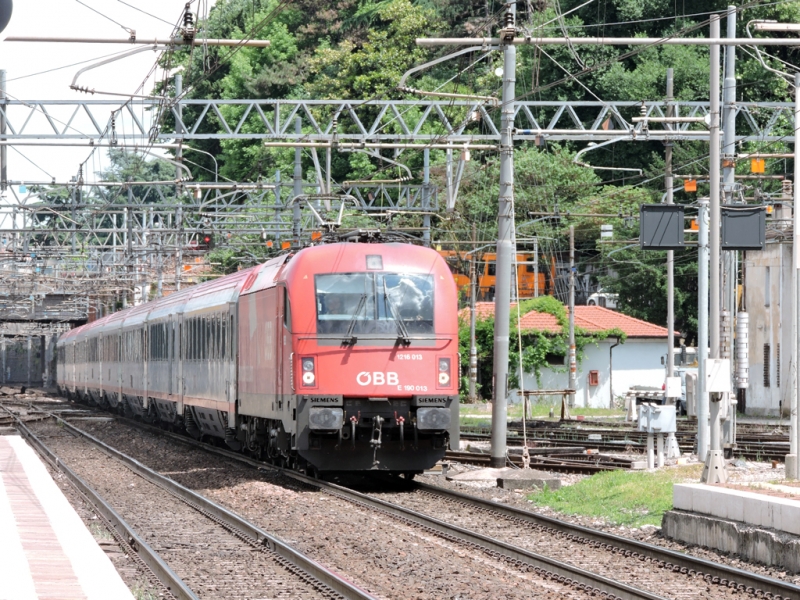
[0,98,795,142]
[0,96,794,326]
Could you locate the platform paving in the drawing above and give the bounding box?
[664,482,800,573]
[0,435,133,600]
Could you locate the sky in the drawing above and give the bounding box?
[0,0,216,187]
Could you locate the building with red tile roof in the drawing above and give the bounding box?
[460,302,672,338]
[459,302,676,408]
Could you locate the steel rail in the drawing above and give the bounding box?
[36,408,666,600]
[16,408,377,600]
[412,482,800,600]
[0,407,196,600]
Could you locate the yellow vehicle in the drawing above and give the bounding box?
[439,251,555,301]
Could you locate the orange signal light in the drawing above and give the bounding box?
[690,218,699,231]
[311,231,322,241]
[750,158,765,174]
[281,241,291,250]
[684,179,697,193]
[266,240,273,248]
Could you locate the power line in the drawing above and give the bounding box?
[7,48,142,82]
[114,0,175,27]
[73,0,135,36]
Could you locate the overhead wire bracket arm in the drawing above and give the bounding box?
[69,45,169,98]
[398,45,500,106]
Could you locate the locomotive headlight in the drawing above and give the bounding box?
[301,357,316,386]
[437,357,451,388]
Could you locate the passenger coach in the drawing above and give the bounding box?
[57,242,460,475]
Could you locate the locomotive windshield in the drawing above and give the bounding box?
[316,272,434,336]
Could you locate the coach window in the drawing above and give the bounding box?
[220,318,227,359]
[214,316,220,360]
[210,316,215,360]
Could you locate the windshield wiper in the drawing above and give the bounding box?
[382,280,411,346]
[343,293,367,346]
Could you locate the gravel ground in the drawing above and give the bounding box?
[416,458,800,588]
[29,416,601,600]
[29,421,330,600]
[11,395,800,596]
[37,451,166,600]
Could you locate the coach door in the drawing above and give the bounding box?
[176,317,184,414]
[168,315,174,397]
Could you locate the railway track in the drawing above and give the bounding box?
[461,424,793,463]
[8,401,650,600]
[2,404,375,600]
[12,398,800,599]
[445,449,635,473]
[374,484,800,600]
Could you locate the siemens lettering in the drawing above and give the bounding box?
[356,372,399,386]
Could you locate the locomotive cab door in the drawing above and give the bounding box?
[276,284,294,437]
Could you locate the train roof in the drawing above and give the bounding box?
[57,242,449,344]
[243,242,447,295]
[58,254,289,344]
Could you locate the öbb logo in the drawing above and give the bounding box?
[356,372,399,386]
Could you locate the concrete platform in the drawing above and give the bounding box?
[448,466,561,490]
[663,483,800,573]
[0,435,134,599]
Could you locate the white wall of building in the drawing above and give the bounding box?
[517,338,667,409]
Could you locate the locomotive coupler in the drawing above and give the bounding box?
[395,411,405,450]
[349,414,359,449]
[370,416,384,448]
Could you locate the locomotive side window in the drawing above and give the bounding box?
[315,272,434,335]
[283,287,292,331]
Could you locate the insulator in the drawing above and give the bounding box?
[720,310,731,360]
[735,312,749,389]
[183,3,194,28]
[783,179,793,200]
[640,103,647,117]
[504,11,514,29]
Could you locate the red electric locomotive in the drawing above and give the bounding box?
[57,240,460,476]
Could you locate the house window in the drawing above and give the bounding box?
[763,343,770,388]
[545,353,565,366]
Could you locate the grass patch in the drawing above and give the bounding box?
[130,580,160,600]
[529,464,703,528]
[89,522,113,540]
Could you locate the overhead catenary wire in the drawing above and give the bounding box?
[73,0,136,37]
